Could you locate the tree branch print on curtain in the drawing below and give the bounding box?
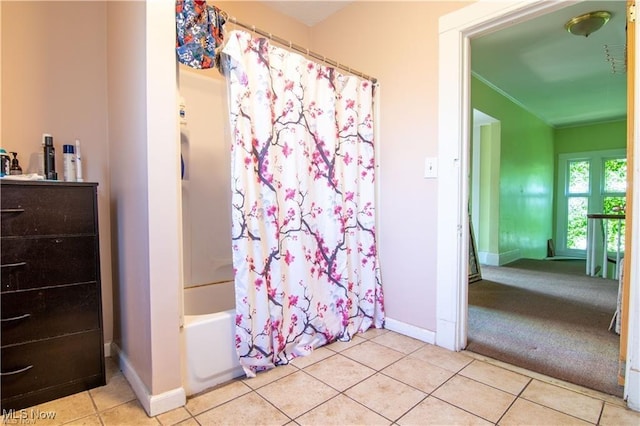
[222,30,385,377]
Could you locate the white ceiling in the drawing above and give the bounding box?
[263,1,628,128]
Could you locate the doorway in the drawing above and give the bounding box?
[470,110,501,266]
[436,0,640,410]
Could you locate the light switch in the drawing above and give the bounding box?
[424,157,438,178]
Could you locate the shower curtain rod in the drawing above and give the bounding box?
[222,13,378,84]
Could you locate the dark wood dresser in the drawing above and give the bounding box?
[1,180,105,410]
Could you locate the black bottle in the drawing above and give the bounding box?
[43,134,57,180]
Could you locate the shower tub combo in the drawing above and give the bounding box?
[181,281,244,396]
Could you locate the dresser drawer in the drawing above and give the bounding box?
[1,330,104,401]
[1,236,98,292]
[0,183,97,237]
[1,282,101,346]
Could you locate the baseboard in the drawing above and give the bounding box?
[479,249,522,267]
[110,343,186,417]
[435,318,459,351]
[479,251,499,266]
[148,388,187,417]
[384,317,435,344]
[499,249,521,266]
[104,342,112,357]
[625,367,640,411]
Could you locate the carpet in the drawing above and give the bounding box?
[466,258,623,397]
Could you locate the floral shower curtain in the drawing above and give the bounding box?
[222,30,385,377]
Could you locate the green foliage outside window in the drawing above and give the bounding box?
[567,197,588,250]
[565,157,626,253]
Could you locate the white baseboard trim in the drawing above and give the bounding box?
[435,318,458,351]
[478,251,499,266]
[384,317,435,344]
[104,342,112,357]
[625,367,640,411]
[148,388,187,417]
[111,343,186,417]
[499,249,521,266]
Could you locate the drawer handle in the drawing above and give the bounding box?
[0,208,25,214]
[0,262,27,268]
[0,365,33,376]
[1,313,31,322]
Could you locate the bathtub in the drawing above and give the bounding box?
[182,281,245,396]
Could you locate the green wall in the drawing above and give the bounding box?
[472,76,555,260]
[554,120,626,154]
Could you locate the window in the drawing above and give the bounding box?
[556,149,626,257]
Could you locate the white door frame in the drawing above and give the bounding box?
[436,0,640,410]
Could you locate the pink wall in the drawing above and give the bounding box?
[311,1,469,330]
[106,0,154,391]
[1,0,113,351]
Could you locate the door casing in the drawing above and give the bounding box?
[436,0,640,410]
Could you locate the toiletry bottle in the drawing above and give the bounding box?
[0,148,9,177]
[63,144,76,182]
[43,133,57,180]
[38,140,45,177]
[75,139,83,182]
[9,152,22,175]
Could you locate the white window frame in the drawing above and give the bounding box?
[555,149,626,258]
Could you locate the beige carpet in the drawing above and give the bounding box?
[466,258,623,397]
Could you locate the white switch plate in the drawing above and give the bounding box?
[424,157,438,178]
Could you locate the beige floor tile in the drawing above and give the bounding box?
[174,419,199,426]
[30,391,96,425]
[397,396,493,426]
[99,400,160,426]
[432,375,516,423]
[303,353,375,391]
[155,406,191,425]
[242,364,298,389]
[359,326,389,340]
[499,398,592,426]
[295,394,390,426]
[341,340,405,371]
[345,372,427,421]
[381,356,454,394]
[324,335,367,352]
[89,372,137,411]
[521,379,603,423]
[600,401,640,425]
[371,332,425,354]
[105,357,121,382]
[465,351,630,412]
[195,392,289,426]
[63,414,103,425]
[409,343,473,372]
[289,346,334,369]
[459,360,531,395]
[185,380,251,415]
[256,370,338,418]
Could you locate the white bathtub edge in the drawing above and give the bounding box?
[182,308,245,396]
[183,310,233,326]
[111,342,187,416]
[185,366,246,396]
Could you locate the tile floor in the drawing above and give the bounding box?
[5,329,640,425]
